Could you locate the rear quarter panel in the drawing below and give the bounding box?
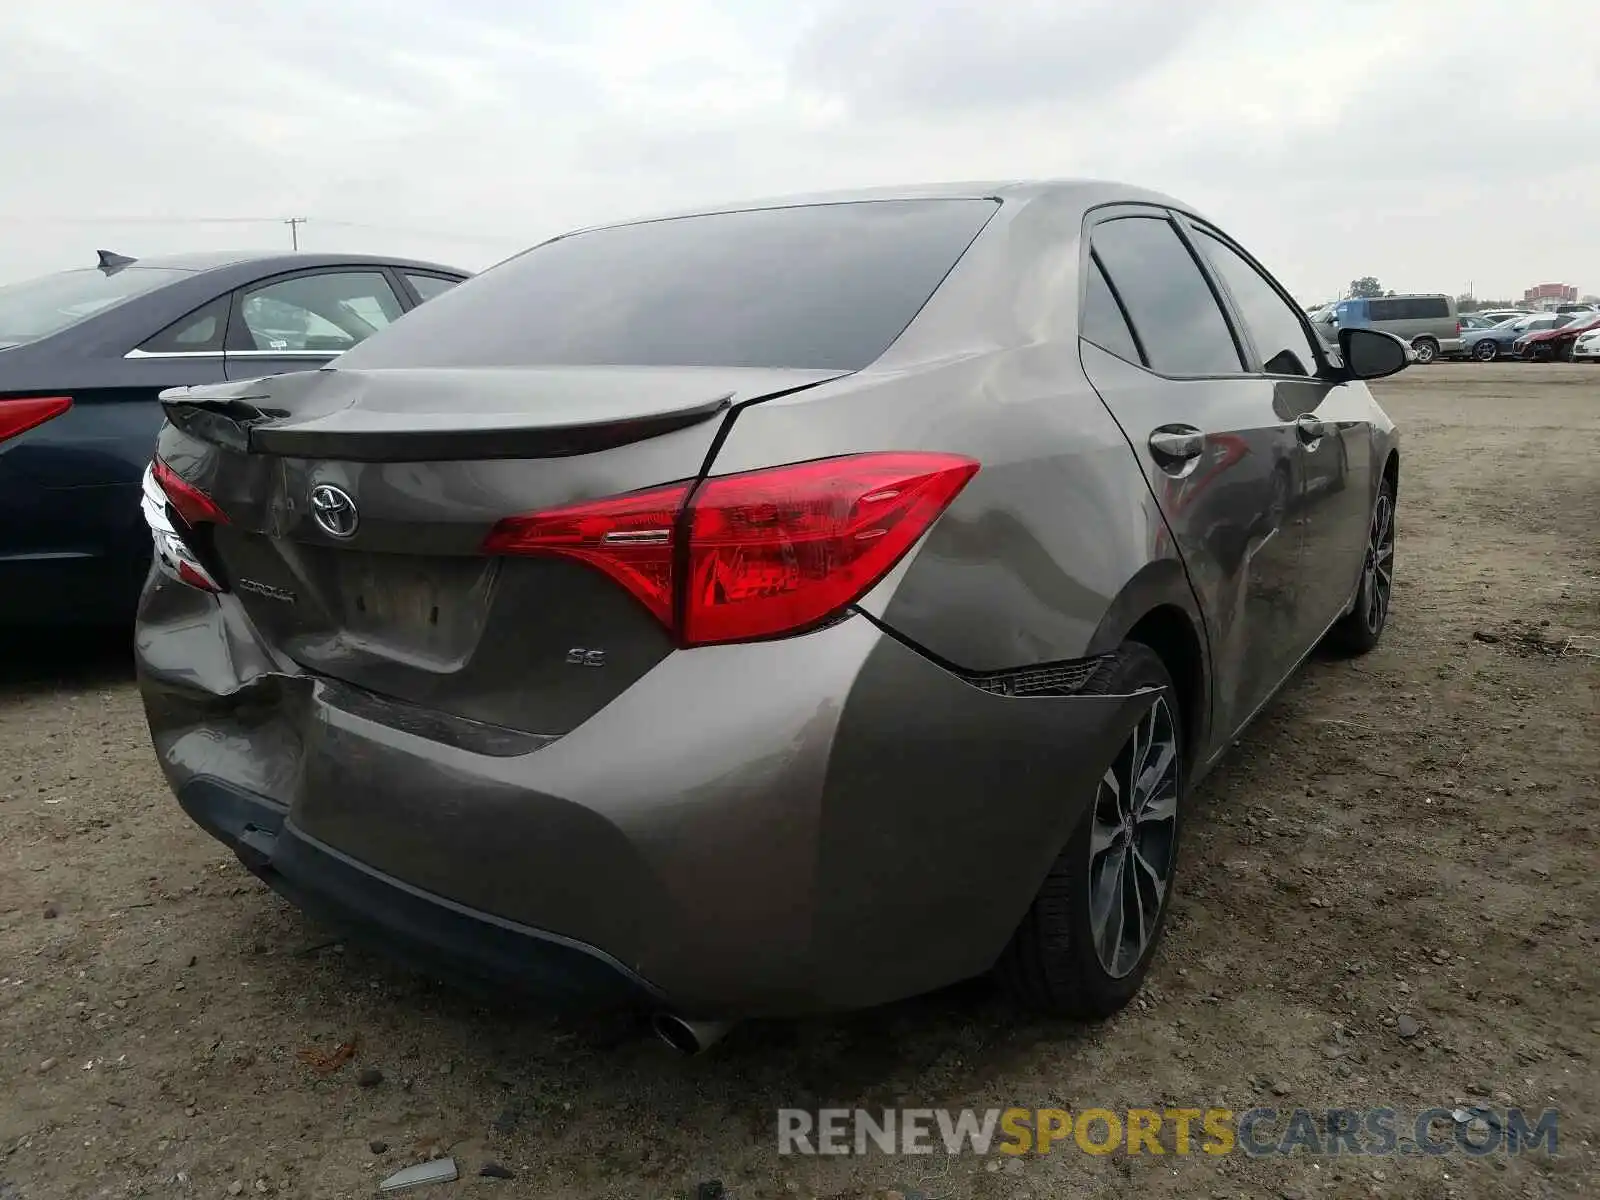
[705,192,1192,674]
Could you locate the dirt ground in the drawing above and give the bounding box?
[2,363,1596,1200]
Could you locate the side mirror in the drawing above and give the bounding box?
[1337,327,1412,381]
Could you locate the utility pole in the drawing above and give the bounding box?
[284,217,307,250]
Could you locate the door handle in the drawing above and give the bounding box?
[1295,414,1326,444]
[1149,426,1205,465]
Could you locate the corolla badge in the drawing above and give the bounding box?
[236,578,297,604]
[310,484,359,538]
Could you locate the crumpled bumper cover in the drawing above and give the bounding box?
[138,572,1158,1018]
[176,774,663,1008]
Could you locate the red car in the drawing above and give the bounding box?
[1515,312,1600,360]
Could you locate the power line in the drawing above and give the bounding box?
[0,215,287,225]
[301,219,528,246]
[0,214,528,246]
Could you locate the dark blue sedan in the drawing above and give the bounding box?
[0,250,467,625]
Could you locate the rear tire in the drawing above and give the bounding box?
[1326,475,1396,656]
[1473,339,1498,362]
[996,643,1183,1019]
[1411,337,1438,365]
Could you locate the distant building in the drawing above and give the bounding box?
[1524,282,1578,309]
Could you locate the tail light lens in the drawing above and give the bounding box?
[143,459,229,592]
[0,395,72,444]
[152,458,231,528]
[483,451,979,645]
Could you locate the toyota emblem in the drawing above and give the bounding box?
[310,484,359,538]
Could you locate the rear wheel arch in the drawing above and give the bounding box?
[1085,563,1210,761]
[1382,449,1399,497]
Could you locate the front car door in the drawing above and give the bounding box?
[225,269,407,380]
[1077,207,1303,745]
[1181,219,1373,650]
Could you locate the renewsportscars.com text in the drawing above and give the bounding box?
[776,1107,1559,1158]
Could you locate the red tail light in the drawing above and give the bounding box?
[0,395,71,444]
[144,461,227,592]
[152,458,230,527]
[484,481,689,626]
[483,452,979,645]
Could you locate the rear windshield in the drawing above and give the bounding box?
[336,199,999,372]
[0,267,188,349]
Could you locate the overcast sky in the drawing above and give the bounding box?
[1,0,1596,302]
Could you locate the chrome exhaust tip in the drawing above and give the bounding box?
[651,1013,731,1055]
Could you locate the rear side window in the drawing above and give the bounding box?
[1373,297,1448,321]
[336,199,999,372]
[138,295,230,354]
[405,273,459,303]
[0,267,188,349]
[1080,255,1144,364]
[1090,216,1243,376]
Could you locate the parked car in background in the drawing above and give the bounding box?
[0,250,469,626]
[1475,308,1530,325]
[1331,294,1459,364]
[1462,312,1577,361]
[1457,313,1500,332]
[1516,311,1600,360]
[136,180,1407,1034]
[1571,325,1600,361]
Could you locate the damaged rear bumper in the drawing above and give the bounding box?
[177,775,662,1008]
[137,572,1158,1018]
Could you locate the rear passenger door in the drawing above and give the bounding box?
[225,269,406,380]
[1078,207,1303,743]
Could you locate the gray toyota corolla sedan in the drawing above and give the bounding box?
[136,181,1405,1046]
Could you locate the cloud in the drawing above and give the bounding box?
[790,0,1234,117]
[0,0,1596,302]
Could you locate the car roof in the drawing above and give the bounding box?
[83,250,467,276]
[550,179,1198,242]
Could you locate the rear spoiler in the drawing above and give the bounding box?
[159,382,733,461]
[160,388,289,454]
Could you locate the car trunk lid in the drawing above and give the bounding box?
[157,364,844,735]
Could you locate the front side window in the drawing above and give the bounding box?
[1089,216,1242,376]
[1194,229,1321,377]
[237,271,403,353]
[0,267,188,350]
